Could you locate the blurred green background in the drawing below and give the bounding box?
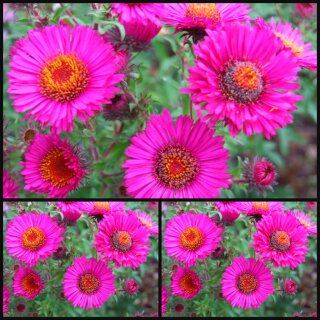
[3,201,159,317]
[3,3,317,198]
[162,201,317,317]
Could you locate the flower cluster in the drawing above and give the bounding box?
[162,201,316,315]
[3,202,158,315]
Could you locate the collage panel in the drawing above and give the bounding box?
[3,201,159,317]
[161,201,317,317]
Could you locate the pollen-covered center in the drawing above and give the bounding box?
[40,147,76,188]
[21,227,46,252]
[94,202,111,214]
[23,129,36,143]
[79,273,100,294]
[274,32,304,57]
[155,145,199,189]
[270,230,291,252]
[21,274,41,293]
[252,202,269,212]
[111,231,133,252]
[180,227,204,251]
[40,54,90,102]
[237,272,258,294]
[180,273,198,294]
[185,3,221,25]
[296,217,311,229]
[138,217,153,229]
[220,61,263,105]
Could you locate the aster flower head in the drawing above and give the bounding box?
[157,3,251,42]
[255,17,317,72]
[306,201,317,210]
[63,256,115,310]
[288,210,317,236]
[182,22,303,139]
[164,212,222,266]
[171,266,202,300]
[243,156,278,194]
[6,212,64,266]
[221,255,274,309]
[21,125,39,144]
[243,201,284,217]
[123,278,139,295]
[15,303,27,314]
[283,278,298,295]
[129,210,158,235]
[123,109,230,198]
[20,133,89,198]
[162,285,169,315]
[252,213,309,269]
[214,201,243,223]
[3,286,10,315]
[57,201,83,222]
[174,303,185,313]
[295,3,317,17]
[111,3,159,26]
[8,25,123,133]
[93,213,151,269]
[13,266,44,300]
[80,201,125,217]
[3,169,19,198]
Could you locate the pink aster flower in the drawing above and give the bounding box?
[63,256,115,310]
[162,285,169,315]
[8,25,123,133]
[6,212,64,266]
[3,169,19,199]
[295,3,317,17]
[129,210,158,235]
[56,202,82,222]
[80,202,125,216]
[221,255,274,309]
[256,17,317,72]
[215,202,244,222]
[288,210,317,236]
[3,286,10,315]
[111,3,159,25]
[123,109,230,198]
[20,133,88,198]
[164,213,222,266]
[306,201,317,210]
[171,266,202,300]
[243,156,278,194]
[252,213,309,269]
[157,3,251,42]
[13,267,44,300]
[181,22,302,139]
[93,213,150,269]
[283,278,298,295]
[123,278,139,295]
[243,202,284,217]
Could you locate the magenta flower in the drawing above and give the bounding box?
[129,210,158,235]
[283,278,298,295]
[181,22,302,139]
[221,255,274,309]
[171,266,202,300]
[57,202,83,222]
[164,213,222,266]
[80,201,125,216]
[3,286,10,315]
[20,133,88,198]
[295,3,317,16]
[123,278,139,295]
[252,213,309,269]
[161,285,169,315]
[111,3,159,25]
[63,256,115,310]
[93,213,150,269]
[215,202,243,222]
[123,109,230,198]
[13,267,44,300]
[157,3,251,41]
[288,210,317,236]
[6,212,64,266]
[242,202,284,216]
[3,169,19,199]
[8,25,123,133]
[256,17,317,72]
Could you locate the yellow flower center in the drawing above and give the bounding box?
[180,227,204,251]
[274,32,304,57]
[21,227,46,251]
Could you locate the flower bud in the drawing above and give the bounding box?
[123,278,139,295]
